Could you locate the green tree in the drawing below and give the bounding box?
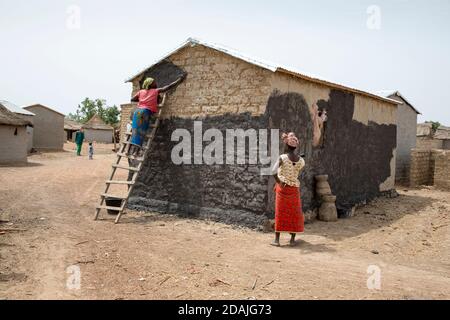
[102,105,120,126]
[426,121,441,132]
[67,98,119,125]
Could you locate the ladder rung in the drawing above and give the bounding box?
[95,93,167,224]
[122,140,152,146]
[106,180,134,185]
[117,153,144,161]
[112,164,139,172]
[101,194,126,200]
[97,205,123,212]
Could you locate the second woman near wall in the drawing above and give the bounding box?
[271,132,306,247]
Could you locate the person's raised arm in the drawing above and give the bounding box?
[158,74,186,93]
[131,91,140,103]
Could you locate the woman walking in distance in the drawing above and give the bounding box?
[271,132,305,247]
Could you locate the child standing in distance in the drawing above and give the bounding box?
[88,142,94,160]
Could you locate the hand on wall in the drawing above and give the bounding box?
[310,103,325,147]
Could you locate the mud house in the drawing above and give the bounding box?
[0,103,33,164]
[23,104,65,151]
[376,91,420,185]
[0,100,35,153]
[64,118,82,142]
[434,126,450,149]
[121,38,399,227]
[417,123,450,150]
[82,114,114,143]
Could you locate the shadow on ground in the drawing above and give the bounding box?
[0,162,44,168]
[306,193,436,241]
[279,239,336,253]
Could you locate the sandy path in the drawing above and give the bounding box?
[0,148,449,300]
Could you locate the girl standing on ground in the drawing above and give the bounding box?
[128,75,186,156]
[271,132,305,247]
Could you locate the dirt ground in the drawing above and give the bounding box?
[1,144,449,300]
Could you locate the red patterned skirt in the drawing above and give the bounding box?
[275,184,304,234]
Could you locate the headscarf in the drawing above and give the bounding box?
[282,132,299,148]
[142,77,154,90]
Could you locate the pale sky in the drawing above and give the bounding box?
[1,0,449,124]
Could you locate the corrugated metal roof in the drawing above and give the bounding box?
[375,90,421,114]
[0,100,35,116]
[0,103,33,127]
[126,37,400,106]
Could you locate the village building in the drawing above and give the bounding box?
[82,114,114,143]
[0,100,35,153]
[0,103,33,164]
[434,126,450,149]
[64,118,82,142]
[416,123,450,150]
[23,104,65,151]
[121,38,400,227]
[376,91,420,185]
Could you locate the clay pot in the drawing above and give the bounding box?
[318,195,338,222]
[322,195,336,203]
[315,175,332,196]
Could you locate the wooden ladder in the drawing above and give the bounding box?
[94,94,167,224]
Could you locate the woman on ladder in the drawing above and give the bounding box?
[128,74,186,156]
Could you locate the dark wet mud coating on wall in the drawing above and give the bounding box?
[129,59,396,227]
[139,60,186,88]
[128,112,272,227]
[267,90,397,214]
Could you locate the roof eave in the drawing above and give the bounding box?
[126,37,402,106]
[394,92,421,115]
[125,38,277,83]
[277,68,400,106]
[23,104,66,117]
[125,39,194,83]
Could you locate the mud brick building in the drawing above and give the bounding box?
[82,114,114,144]
[122,38,400,227]
[377,91,420,185]
[0,102,32,164]
[23,104,65,151]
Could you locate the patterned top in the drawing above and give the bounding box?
[277,154,305,188]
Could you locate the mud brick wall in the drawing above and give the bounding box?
[410,150,431,186]
[130,45,272,118]
[120,103,135,143]
[128,113,271,227]
[416,137,443,150]
[125,43,398,227]
[409,149,442,186]
[434,151,450,190]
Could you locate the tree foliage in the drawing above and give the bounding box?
[67,98,120,125]
[427,121,441,132]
